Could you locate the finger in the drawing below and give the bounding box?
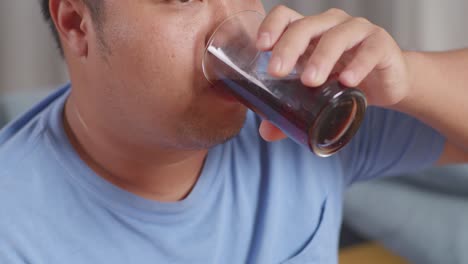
[301,17,377,87]
[256,5,303,51]
[339,29,393,87]
[268,10,351,77]
[259,120,287,142]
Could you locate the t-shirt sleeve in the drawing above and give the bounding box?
[338,107,446,186]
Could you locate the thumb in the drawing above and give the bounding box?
[259,120,288,142]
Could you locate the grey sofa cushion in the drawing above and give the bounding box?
[344,166,468,264]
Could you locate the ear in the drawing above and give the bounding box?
[49,0,91,57]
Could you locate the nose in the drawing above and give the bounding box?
[212,0,254,23]
[203,3,231,44]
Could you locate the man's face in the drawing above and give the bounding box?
[79,0,265,150]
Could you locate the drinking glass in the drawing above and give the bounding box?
[202,10,367,157]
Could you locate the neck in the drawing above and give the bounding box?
[63,94,208,202]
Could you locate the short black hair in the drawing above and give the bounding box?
[40,0,103,55]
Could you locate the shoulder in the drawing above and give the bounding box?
[0,85,70,173]
[0,84,71,231]
[231,111,345,192]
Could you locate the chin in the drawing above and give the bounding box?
[176,105,248,149]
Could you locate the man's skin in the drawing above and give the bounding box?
[48,0,468,203]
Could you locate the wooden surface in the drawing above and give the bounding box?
[339,243,409,264]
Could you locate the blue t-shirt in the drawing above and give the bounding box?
[0,84,445,264]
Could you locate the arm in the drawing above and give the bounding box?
[396,50,468,165]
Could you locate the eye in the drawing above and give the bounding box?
[170,0,193,3]
[163,0,198,7]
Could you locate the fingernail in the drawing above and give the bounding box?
[257,32,271,49]
[269,56,283,74]
[303,65,317,84]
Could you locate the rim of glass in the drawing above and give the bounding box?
[202,10,266,84]
[309,88,367,157]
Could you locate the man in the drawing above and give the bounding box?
[0,0,467,263]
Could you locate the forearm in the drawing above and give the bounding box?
[394,49,468,150]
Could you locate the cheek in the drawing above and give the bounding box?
[101,18,207,113]
[141,26,205,104]
[148,21,207,89]
[152,27,201,85]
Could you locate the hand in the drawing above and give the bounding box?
[255,6,410,141]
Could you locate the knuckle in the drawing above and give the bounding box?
[319,29,339,42]
[272,5,291,14]
[365,41,381,52]
[323,23,343,35]
[326,8,348,18]
[352,17,371,25]
[287,18,308,30]
[373,26,388,36]
[370,26,391,42]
